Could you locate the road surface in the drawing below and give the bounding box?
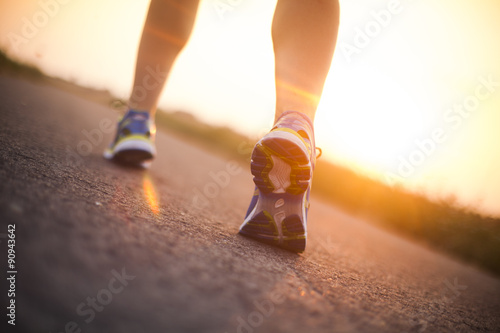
[0,75,499,333]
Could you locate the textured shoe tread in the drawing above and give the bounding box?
[282,215,305,236]
[251,142,311,196]
[239,212,279,241]
[262,136,309,165]
[240,211,306,253]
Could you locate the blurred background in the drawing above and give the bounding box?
[0,0,499,219]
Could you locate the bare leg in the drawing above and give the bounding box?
[128,0,201,116]
[272,0,340,122]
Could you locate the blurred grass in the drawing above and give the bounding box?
[313,161,500,276]
[155,110,256,161]
[2,50,499,276]
[0,49,44,78]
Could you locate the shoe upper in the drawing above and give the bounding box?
[110,109,155,146]
[104,109,157,166]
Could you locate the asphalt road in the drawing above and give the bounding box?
[1,75,499,333]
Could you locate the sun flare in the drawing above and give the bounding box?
[316,66,425,174]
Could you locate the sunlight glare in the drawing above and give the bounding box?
[317,66,424,172]
[143,174,160,216]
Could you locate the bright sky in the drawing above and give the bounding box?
[1,0,499,216]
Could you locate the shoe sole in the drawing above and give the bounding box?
[239,131,312,253]
[104,138,155,167]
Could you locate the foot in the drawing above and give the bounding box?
[239,111,317,253]
[104,110,156,167]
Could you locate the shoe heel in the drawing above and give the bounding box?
[281,215,306,253]
[251,135,312,195]
[239,211,279,243]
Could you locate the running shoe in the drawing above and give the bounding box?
[239,111,317,253]
[104,109,156,166]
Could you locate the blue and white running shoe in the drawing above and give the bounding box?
[239,111,318,253]
[104,110,156,166]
